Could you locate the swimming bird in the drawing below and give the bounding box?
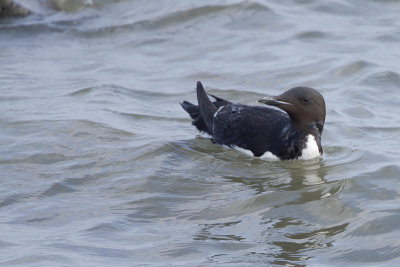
[180,81,326,160]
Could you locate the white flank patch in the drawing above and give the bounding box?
[231,146,254,156]
[299,134,321,160]
[232,146,279,161]
[198,132,212,138]
[259,151,279,160]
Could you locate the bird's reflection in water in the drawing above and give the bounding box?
[196,156,350,265]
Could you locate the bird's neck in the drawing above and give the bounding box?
[291,121,323,154]
[278,121,322,159]
[290,120,320,138]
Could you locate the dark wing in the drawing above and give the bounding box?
[207,93,231,105]
[212,104,289,156]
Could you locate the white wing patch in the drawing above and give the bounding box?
[213,106,223,119]
[212,106,223,135]
[299,134,321,160]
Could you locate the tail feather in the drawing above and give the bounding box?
[180,100,209,133]
[180,101,199,120]
[196,81,217,134]
[180,81,232,135]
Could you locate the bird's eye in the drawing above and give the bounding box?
[303,97,309,103]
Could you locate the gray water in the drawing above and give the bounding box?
[1,0,400,266]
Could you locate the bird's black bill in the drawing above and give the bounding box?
[257,97,292,106]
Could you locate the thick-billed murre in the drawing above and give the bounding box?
[180,81,326,160]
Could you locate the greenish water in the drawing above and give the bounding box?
[1,0,400,266]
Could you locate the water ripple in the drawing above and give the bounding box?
[2,0,400,266]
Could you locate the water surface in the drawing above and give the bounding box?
[1,0,400,266]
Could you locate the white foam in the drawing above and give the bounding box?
[299,134,321,160]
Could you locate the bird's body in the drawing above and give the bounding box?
[180,81,326,160]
